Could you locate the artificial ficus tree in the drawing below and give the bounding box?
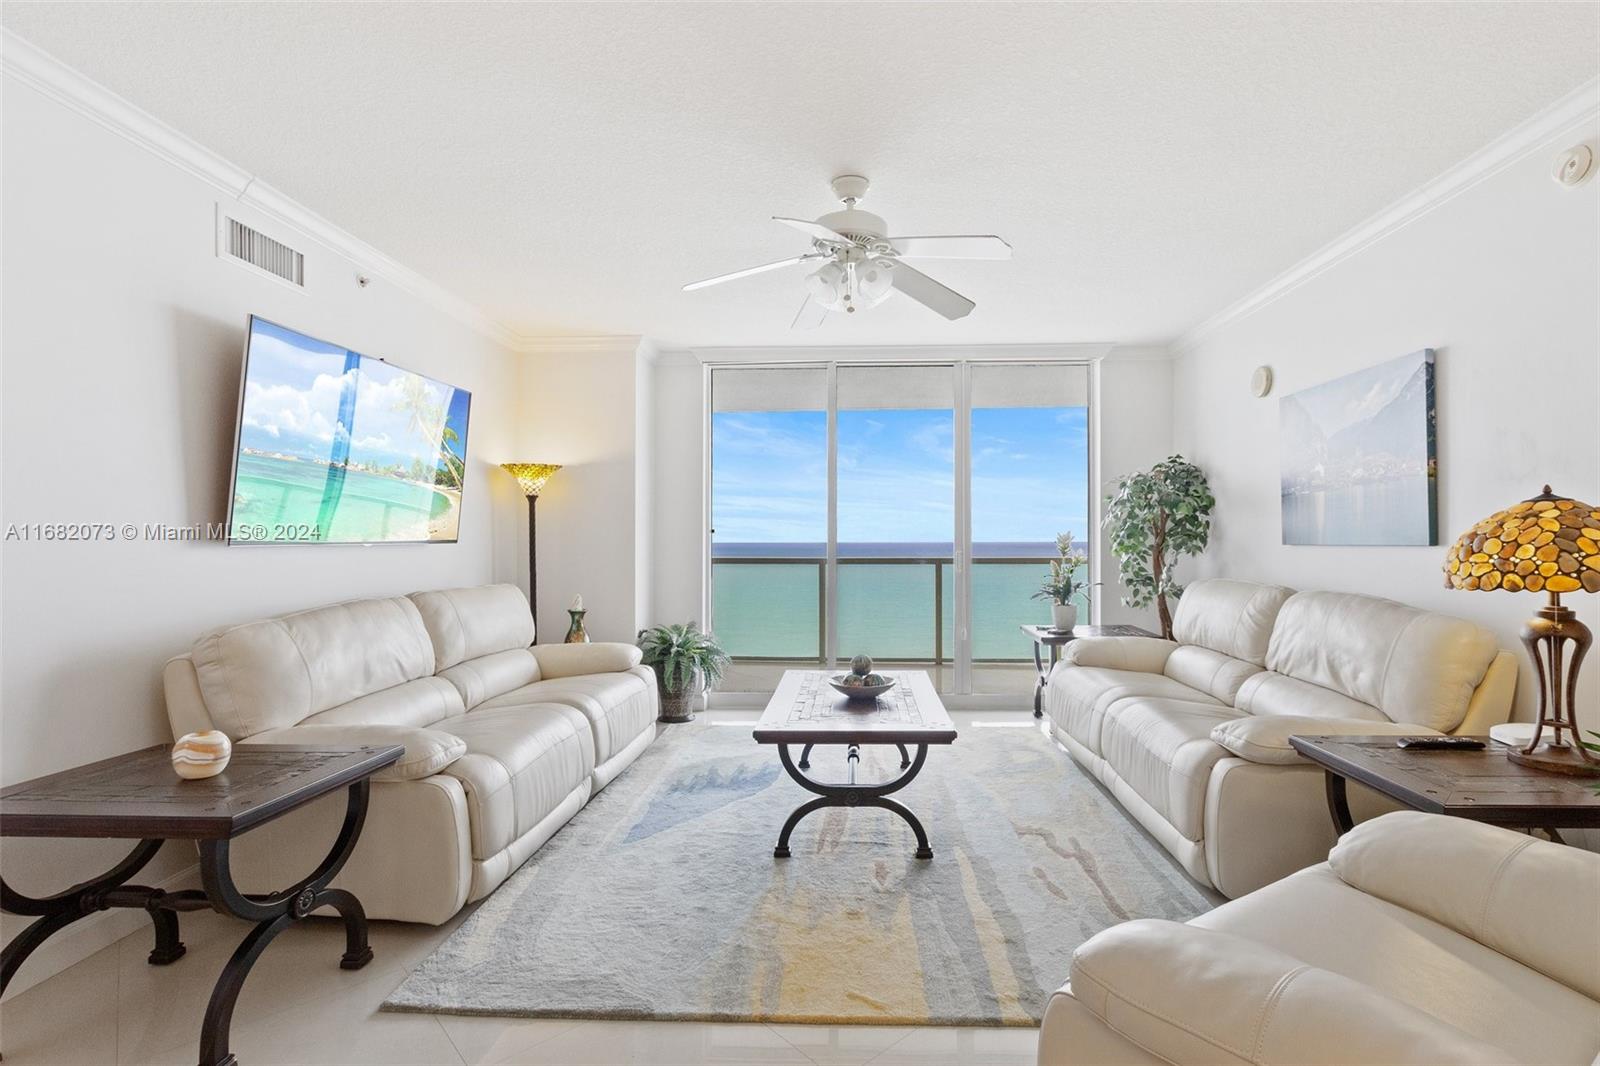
[1103,455,1215,640]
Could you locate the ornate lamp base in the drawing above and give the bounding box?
[1514,596,1598,778]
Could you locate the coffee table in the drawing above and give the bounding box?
[1288,734,1600,840]
[753,669,956,860]
[1,743,401,1066]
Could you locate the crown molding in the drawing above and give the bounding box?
[513,334,645,357]
[1175,77,1600,354]
[2,28,522,351]
[690,342,1116,365]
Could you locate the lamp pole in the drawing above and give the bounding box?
[500,463,563,643]
[528,493,539,640]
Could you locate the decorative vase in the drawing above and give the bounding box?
[1051,603,1078,632]
[171,730,231,780]
[564,609,590,644]
[657,671,702,723]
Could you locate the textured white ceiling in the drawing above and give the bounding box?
[4,2,1596,347]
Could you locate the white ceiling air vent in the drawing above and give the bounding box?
[217,207,305,289]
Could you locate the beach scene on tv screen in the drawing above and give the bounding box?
[229,319,470,543]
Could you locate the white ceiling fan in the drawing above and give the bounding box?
[683,175,1010,328]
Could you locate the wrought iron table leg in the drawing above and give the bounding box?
[798,743,813,770]
[0,838,171,997]
[1323,770,1355,836]
[1032,640,1047,716]
[193,779,375,1066]
[772,743,934,859]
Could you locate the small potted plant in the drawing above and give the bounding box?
[637,622,731,723]
[1033,532,1094,631]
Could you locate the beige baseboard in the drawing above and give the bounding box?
[1,862,200,1002]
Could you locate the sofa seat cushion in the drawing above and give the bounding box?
[435,704,595,861]
[479,668,656,767]
[1100,697,1242,841]
[1194,864,1600,1065]
[1048,667,1221,757]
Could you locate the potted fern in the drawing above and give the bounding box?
[637,622,731,723]
[1032,532,1094,631]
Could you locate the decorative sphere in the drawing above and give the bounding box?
[172,730,231,780]
[850,654,874,676]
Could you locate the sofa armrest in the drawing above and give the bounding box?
[241,723,465,781]
[1330,811,1600,1001]
[531,642,644,680]
[1059,636,1178,674]
[1069,919,1512,1066]
[1210,715,1438,765]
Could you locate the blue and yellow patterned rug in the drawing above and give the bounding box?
[383,720,1211,1027]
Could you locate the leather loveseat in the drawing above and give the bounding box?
[1045,578,1516,898]
[1038,812,1600,1065]
[163,583,657,922]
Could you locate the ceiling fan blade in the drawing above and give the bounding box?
[683,253,823,292]
[888,235,1012,260]
[888,262,975,320]
[773,216,855,244]
[791,294,829,330]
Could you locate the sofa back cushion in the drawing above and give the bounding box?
[1262,590,1499,731]
[1162,645,1262,704]
[409,584,535,671]
[1170,579,1295,667]
[191,595,437,739]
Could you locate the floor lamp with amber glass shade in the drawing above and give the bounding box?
[1445,487,1599,776]
[501,463,562,641]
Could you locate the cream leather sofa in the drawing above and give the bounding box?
[164,583,657,923]
[1046,578,1516,898]
[1038,812,1600,1065]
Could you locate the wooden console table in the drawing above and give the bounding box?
[1288,734,1600,839]
[1020,624,1160,716]
[1,743,402,1066]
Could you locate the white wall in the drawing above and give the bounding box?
[1094,352,1175,631]
[512,340,648,644]
[650,357,707,629]
[1172,114,1600,731]
[1,75,523,993]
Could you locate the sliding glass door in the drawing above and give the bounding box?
[836,366,956,689]
[709,361,1090,696]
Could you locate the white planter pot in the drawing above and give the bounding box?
[1051,603,1078,631]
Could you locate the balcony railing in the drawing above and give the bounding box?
[710,556,1061,666]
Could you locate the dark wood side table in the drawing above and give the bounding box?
[1,743,402,1066]
[1288,735,1600,840]
[1020,623,1160,717]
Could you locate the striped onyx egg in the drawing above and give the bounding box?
[172,730,231,780]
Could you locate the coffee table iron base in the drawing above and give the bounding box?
[773,742,932,860]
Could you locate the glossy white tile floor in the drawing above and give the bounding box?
[1,713,1047,1065]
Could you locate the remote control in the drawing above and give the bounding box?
[1395,736,1487,751]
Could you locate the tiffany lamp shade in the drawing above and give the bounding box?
[1445,486,1599,775]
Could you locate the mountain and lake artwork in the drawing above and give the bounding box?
[1280,349,1436,546]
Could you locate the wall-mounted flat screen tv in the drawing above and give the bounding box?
[227,316,471,544]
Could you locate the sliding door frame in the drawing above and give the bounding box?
[706,354,1098,705]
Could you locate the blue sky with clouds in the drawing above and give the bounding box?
[712,406,1088,546]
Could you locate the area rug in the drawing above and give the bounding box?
[383,720,1211,1027]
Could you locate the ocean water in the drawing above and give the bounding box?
[711,542,1089,662]
[230,452,457,543]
